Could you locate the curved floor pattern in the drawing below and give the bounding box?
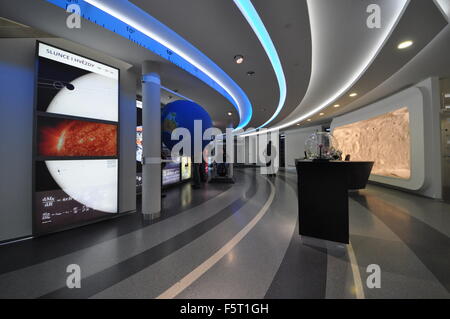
[0,168,449,299]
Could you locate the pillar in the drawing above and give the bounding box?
[142,61,161,218]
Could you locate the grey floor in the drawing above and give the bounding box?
[0,168,449,299]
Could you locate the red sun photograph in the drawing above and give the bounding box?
[38,116,117,157]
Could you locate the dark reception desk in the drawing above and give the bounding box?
[295,160,374,244]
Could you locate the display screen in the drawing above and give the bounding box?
[181,156,192,180]
[162,161,181,186]
[136,126,143,163]
[136,126,143,190]
[34,42,119,235]
[37,116,117,158]
[36,42,119,121]
[333,107,411,179]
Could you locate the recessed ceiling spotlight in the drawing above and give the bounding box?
[397,40,413,50]
[247,71,255,76]
[349,92,358,97]
[228,112,233,116]
[319,112,325,116]
[307,119,312,122]
[234,55,244,64]
[333,104,340,108]
[296,123,301,126]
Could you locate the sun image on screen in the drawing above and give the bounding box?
[333,107,411,179]
[163,161,181,186]
[38,116,117,157]
[34,159,118,234]
[37,43,119,122]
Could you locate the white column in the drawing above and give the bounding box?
[142,61,161,217]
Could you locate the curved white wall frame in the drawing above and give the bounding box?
[243,0,410,136]
[331,87,425,191]
[46,0,253,129]
[434,0,450,21]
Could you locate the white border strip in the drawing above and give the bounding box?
[347,242,365,299]
[157,177,276,299]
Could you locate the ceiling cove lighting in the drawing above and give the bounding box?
[45,0,252,130]
[234,0,287,129]
[397,40,413,49]
[242,0,409,137]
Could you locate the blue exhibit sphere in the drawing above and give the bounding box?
[161,100,213,153]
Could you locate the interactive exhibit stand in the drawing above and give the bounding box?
[209,143,234,184]
[295,160,374,244]
[210,162,234,183]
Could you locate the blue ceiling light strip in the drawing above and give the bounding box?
[45,0,252,129]
[233,0,287,130]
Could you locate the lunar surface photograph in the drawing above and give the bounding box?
[333,107,411,179]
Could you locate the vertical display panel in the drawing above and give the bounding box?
[136,125,143,191]
[181,156,192,180]
[34,42,120,235]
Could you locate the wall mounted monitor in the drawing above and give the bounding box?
[37,115,118,158]
[36,42,119,121]
[34,42,120,235]
[136,126,143,163]
[162,161,181,186]
[136,126,143,190]
[181,156,192,180]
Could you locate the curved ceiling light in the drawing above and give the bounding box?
[243,0,410,136]
[233,0,287,129]
[46,0,252,129]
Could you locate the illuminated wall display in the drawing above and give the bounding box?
[334,107,411,179]
[136,126,143,190]
[37,116,118,157]
[163,162,181,186]
[34,42,119,235]
[181,156,192,180]
[136,126,143,163]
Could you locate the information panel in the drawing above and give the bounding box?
[181,156,192,180]
[163,161,181,186]
[34,42,119,235]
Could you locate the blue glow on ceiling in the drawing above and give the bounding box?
[234,0,287,129]
[45,0,252,129]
